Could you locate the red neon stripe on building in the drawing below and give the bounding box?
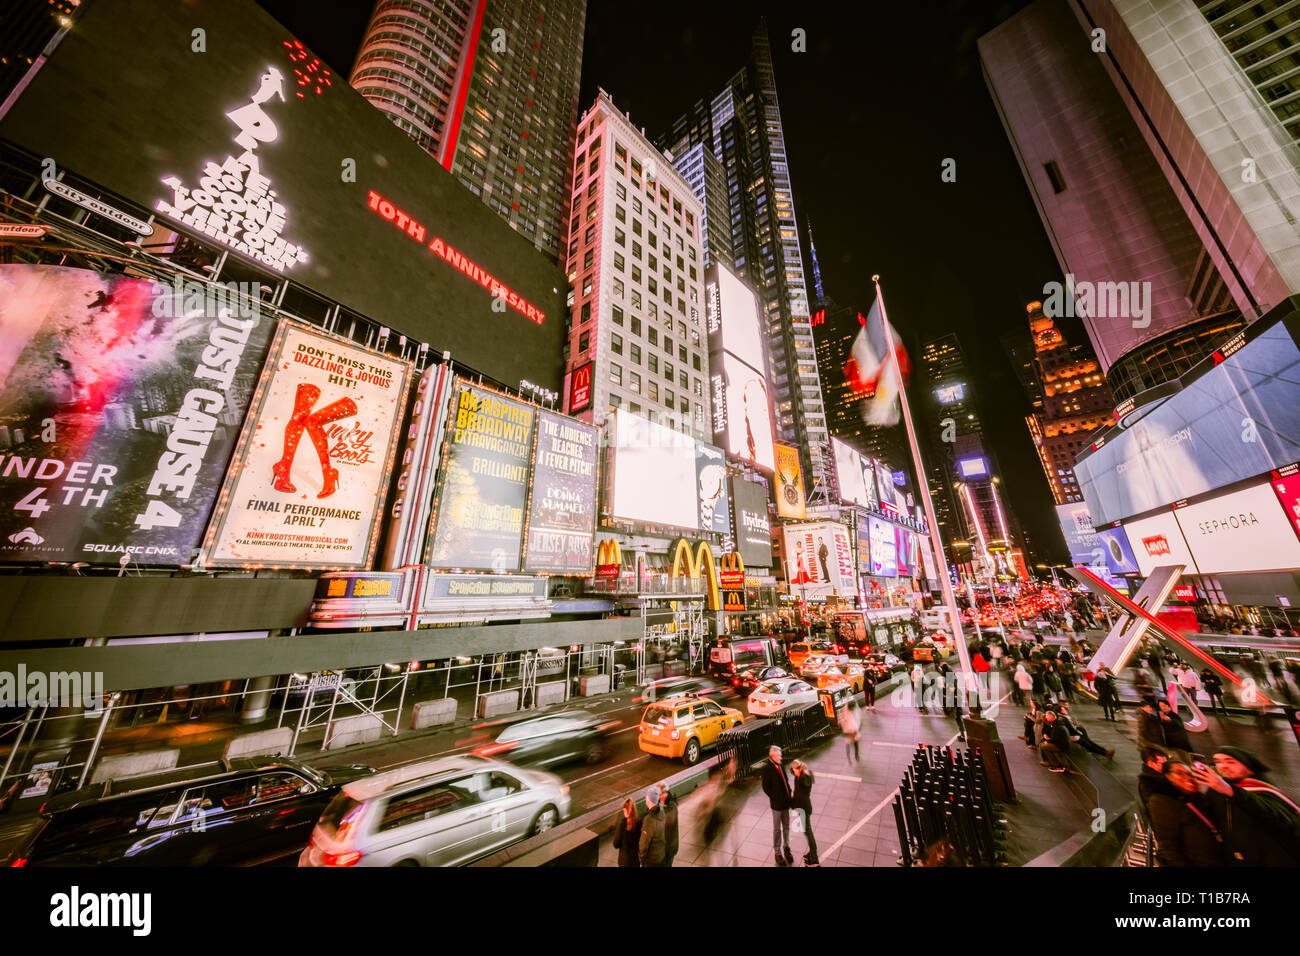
[440,0,487,172]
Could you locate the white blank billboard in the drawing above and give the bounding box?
[610,409,697,529]
[1123,510,1197,577]
[832,438,876,509]
[1173,481,1300,574]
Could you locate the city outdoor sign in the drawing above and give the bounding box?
[0,223,46,238]
[42,179,153,235]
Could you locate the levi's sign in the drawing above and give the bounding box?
[368,190,545,325]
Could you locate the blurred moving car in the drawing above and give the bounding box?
[299,755,569,867]
[13,757,373,867]
[788,641,848,670]
[636,676,728,703]
[747,677,819,716]
[732,665,791,695]
[474,712,620,768]
[637,695,744,765]
[806,664,865,693]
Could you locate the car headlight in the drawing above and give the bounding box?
[560,785,570,796]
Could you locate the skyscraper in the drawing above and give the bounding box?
[1022,301,1115,506]
[661,22,830,496]
[0,0,79,109]
[561,90,710,440]
[351,0,585,261]
[670,142,733,271]
[979,0,1248,402]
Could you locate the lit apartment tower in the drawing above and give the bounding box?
[350,0,586,261]
[562,91,710,439]
[670,142,734,271]
[979,0,1247,402]
[917,334,975,554]
[1022,301,1115,505]
[661,22,830,495]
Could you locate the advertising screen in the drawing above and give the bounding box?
[1096,524,1140,576]
[205,321,410,568]
[609,410,697,529]
[868,516,898,577]
[783,522,855,598]
[1074,320,1300,524]
[774,443,807,519]
[1173,481,1300,574]
[935,383,966,404]
[856,520,872,574]
[427,386,536,571]
[1272,467,1300,541]
[0,265,275,565]
[568,362,593,414]
[711,353,776,472]
[695,442,731,534]
[0,0,566,392]
[1123,511,1198,577]
[522,411,598,574]
[731,478,773,568]
[706,263,767,376]
[875,460,896,507]
[832,438,877,509]
[1055,502,1106,569]
[957,457,989,478]
[895,526,910,576]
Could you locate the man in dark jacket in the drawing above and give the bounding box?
[761,745,794,866]
[1040,711,1072,772]
[656,782,679,867]
[1201,668,1226,715]
[638,786,666,867]
[1056,702,1114,759]
[1095,666,1119,721]
[1191,748,1300,866]
[1148,761,1226,867]
[1156,700,1192,751]
[1138,747,1177,809]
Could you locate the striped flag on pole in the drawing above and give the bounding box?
[844,299,910,425]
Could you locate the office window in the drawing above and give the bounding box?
[648,277,658,295]
[648,302,658,320]
[665,360,674,381]
[585,202,596,221]
[665,388,674,406]
[611,333,623,355]
[648,327,658,345]
[632,240,642,258]
[630,402,641,414]
[693,379,702,396]
[609,394,621,411]
[633,197,642,215]
[1043,161,1066,194]
[580,302,590,324]
[613,278,624,299]
[649,381,659,402]
[680,371,688,388]
[630,344,641,365]
[610,363,622,386]
[632,266,642,283]
[584,225,595,244]
[692,353,701,370]
[615,204,626,223]
[616,182,626,200]
[630,372,641,394]
[582,275,592,296]
[631,290,642,309]
[665,336,673,353]
[615,227,625,246]
[648,354,658,373]
[583,249,594,270]
[614,253,625,271]
[578,330,589,352]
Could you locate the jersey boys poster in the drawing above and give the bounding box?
[522,411,598,574]
[0,265,274,564]
[203,321,410,568]
[428,385,536,571]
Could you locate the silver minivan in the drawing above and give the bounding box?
[298,755,570,867]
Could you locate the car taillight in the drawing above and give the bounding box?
[10,858,26,867]
[475,741,518,757]
[670,729,681,740]
[323,849,362,867]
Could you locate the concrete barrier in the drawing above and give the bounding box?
[325,714,385,750]
[578,674,610,697]
[412,697,458,729]
[535,681,566,707]
[222,728,293,761]
[90,748,179,783]
[664,660,687,677]
[477,689,520,719]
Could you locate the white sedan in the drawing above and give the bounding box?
[747,678,820,716]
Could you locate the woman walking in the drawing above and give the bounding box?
[791,759,820,867]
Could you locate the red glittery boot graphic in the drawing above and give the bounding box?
[271,383,321,493]
[303,397,357,498]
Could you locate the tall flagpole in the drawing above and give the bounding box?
[872,276,977,705]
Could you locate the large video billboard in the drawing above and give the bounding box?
[711,353,776,473]
[731,478,773,568]
[774,443,807,519]
[204,321,410,568]
[0,265,275,564]
[1123,510,1197,577]
[1055,502,1105,568]
[696,442,731,535]
[522,411,598,574]
[1074,319,1300,524]
[609,410,697,529]
[0,0,565,392]
[428,386,536,571]
[783,522,856,598]
[832,438,877,509]
[867,516,898,577]
[1172,481,1300,574]
[1096,524,1140,576]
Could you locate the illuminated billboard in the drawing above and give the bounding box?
[1172,481,1300,574]
[957,457,989,479]
[204,321,410,568]
[695,442,731,535]
[1096,524,1140,576]
[706,263,767,376]
[1055,502,1106,569]
[783,522,855,598]
[1123,510,1197,577]
[0,265,276,565]
[1273,466,1300,541]
[731,478,773,568]
[568,362,593,414]
[867,517,897,577]
[895,526,911,576]
[935,383,966,404]
[609,410,698,530]
[774,443,807,519]
[427,386,536,571]
[1073,318,1300,524]
[522,411,598,574]
[832,438,877,509]
[711,353,776,472]
[0,0,566,391]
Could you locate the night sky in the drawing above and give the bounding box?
[257,0,1074,564]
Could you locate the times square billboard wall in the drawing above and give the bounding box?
[0,265,276,565]
[1074,312,1300,525]
[203,321,411,569]
[782,522,856,599]
[0,0,565,393]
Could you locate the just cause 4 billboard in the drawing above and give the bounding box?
[0,0,565,393]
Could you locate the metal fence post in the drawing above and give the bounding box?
[0,706,38,791]
[78,696,116,788]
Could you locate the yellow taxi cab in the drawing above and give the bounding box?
[787,641,834,670]
[637,695,744,765]
[807,663,865,693]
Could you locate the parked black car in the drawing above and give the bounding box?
[732,665,792,695]
[474,712,621,768]
[11,757,373,867]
